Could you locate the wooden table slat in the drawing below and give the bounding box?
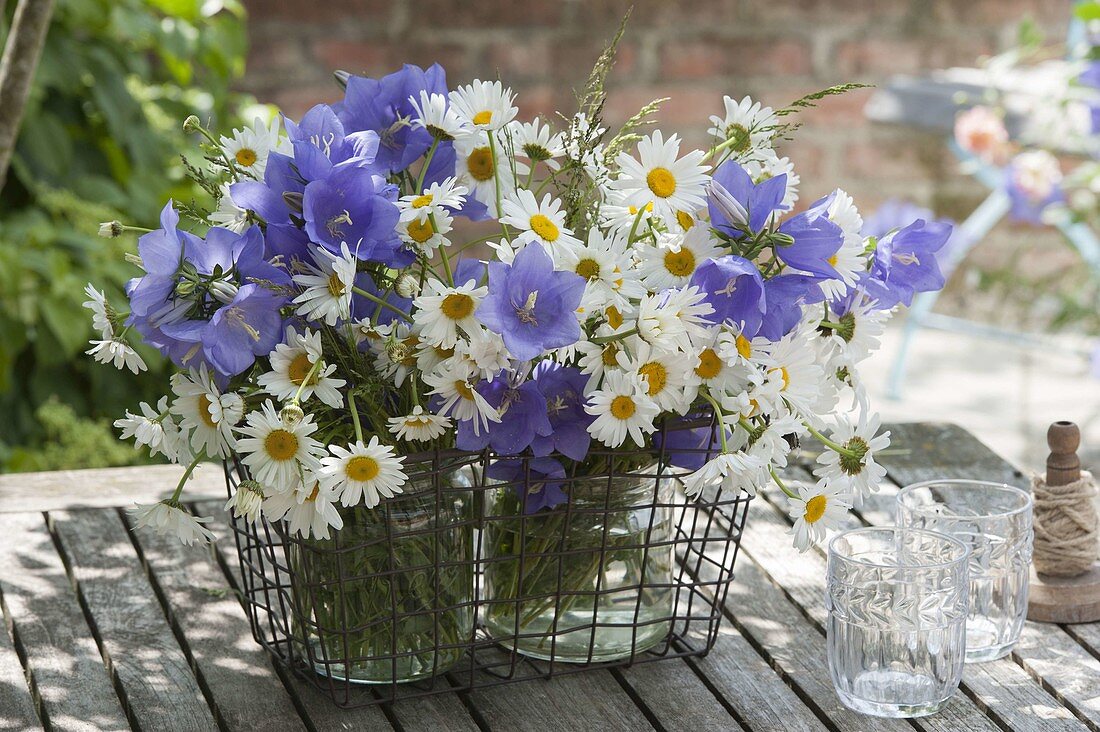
[48,509,217,730]
[0,591,40,732]
[124,508,308,731]
[0,512,129,732]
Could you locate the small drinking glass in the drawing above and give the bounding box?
[827,527,970,718]
[897,480,1033,663]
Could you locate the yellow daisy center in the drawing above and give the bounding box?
[735,334,752,360]
[646,167,676,198]
[771,366,790,391]
[434,345,454,358]
[804,495,828,523]
[529,214,560,242]
[346,455,381,482]
[628,202,654,215]
[472,110,493,126]
[695,348,722,380]
[407,218,435,244]
[467,147,494,181]
[235,148,258,167]
[606,305,624,329]
[288,353,316,386]
[454,380,474,400]
[196,394,217,428]
[663,247,696,277]
[327,272,346,298]
[575,258,601,280]
[405,415,430,427]
[638,361,667,396]
[412,193,433,208]
[264,429,299,461]
[676,210,694,230]
[610,395,636,420]
[441,292,474,320]
[601,343,620,366]
[827,254,838,267]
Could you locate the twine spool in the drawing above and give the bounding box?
[1031,470,1100,577]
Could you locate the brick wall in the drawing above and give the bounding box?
[239,0,1071,226]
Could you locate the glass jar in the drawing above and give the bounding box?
[482,468,673,662]
[289,468,474,684]
[896,479,1033,663]
[827,527,970,718]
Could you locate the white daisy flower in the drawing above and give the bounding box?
[500,189,583,259]
[509,117,565,170]
[209,183,252,233]
[82,284,112,339]
[258,328,346,409]
[398,207,453,254]
[682,451,766,498]
[449,80,518,132]
[756,328,826,418]
[320,437,408,508]
[576,334,627,391]
[263,479,344,540]
[423,362,500,435]
[453,328,511,381]
[686,340,744,395]
[225,480,265,525]
[170,366,243,459]
[619,342,693,414]
[128,500,215,546]
[412,278,488,349]
[813,189,866,299]
[830,300,888,366]
[454,131,520,216]
[415,337,456,374]
[585,370,661,448]
[292,243,356,326]
[787,481,852,552]
[399,177,468,223]
[600,193,655,238]
[558,229,644,314]
[374,323,420,387]
[220,115,288,177]
[410,90,470,141]
[813,412,891,498]
[87,338,147,374]
[637,226,723,291]
[707,96,777,158]
[236,401,325,493]
[744,148,799,208]
[636,285,714,354]
[612,130,709,224]
[115,396,183,462]
[388,405,452,442]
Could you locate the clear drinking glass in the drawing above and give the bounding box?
[827,527,970,718]
[897,480,1033,663]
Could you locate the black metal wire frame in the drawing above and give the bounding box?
[223,413,752,708]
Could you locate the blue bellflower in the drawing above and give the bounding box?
[773,193,843,279]
[708,160,788,237]
[652,416,731,471]
[456,378,552,455]
[862,219,953,309]
[530,362,593,461]
[486,456,569,513]
[335,63,448,174]
[758,273,825,341]
[476,245,585,361]
[689,255,766,336]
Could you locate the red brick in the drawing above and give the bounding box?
[834,38,925,77]
[265,85,343,119]
[413,0,564,27]
[312,39,470,79]
[659,37,813,80]
[487,38,554,80]
[243,0,393,24]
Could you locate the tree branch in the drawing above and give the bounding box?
[0,0,54,193]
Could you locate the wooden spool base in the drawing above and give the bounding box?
[1028,563,1100,624]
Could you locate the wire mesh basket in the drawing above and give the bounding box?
[224,415,753,708]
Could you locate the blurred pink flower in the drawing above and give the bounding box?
[954,106,1009,163]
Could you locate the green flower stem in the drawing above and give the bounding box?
[416,137,440,194]
[430,211,454,286]
[369,281,397,327]
[817,321,842,330]
[291,357,323,404]
[121,224,153,234]
[347,391,364,443]
[488,133,510,238]
[170,454,205,502]
[626,206,647,244]
[803,421,853,456]
[698,390,729,453]
[352,286,414,322]
[191,121,241,181]
[589,327,638,345]
[769,466,799,499]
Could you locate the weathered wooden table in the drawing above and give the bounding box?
[1,422,1097,732]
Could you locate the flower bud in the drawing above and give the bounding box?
[282,191,304,214]
[279,403,305,427]
[182,115,202,134]
[394,272,420,299]
[99,221,123,238]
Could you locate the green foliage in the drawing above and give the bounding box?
[3,399,136,471]
[0,0,253,472]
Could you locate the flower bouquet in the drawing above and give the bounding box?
[88,22,949,695]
